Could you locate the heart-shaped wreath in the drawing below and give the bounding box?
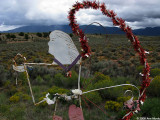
[68,1,151,119]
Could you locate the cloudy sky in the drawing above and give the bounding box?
[0,0,160,31]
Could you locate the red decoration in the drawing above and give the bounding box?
[53,115,63,120]
[68,104,84,120]
[68,1,151,119]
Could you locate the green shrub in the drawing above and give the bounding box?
[53,71,78,88]
[122,81,138,92]
[117,96,132,103]
[6,33,11,39]
[83,91,102,106]
[91,72,111,84]
[38,86,70,107]
[43,74,53,86]
[9,92,31,103]
[38,96,47,107]
[147,76,160,97]
[33,58,44,63]
[36,32,42,37]
[48,86,69,95]
[43,32,49,38]
[10,34,16,39]
[24,34,29,40]
[19,32,24,36]
[136,65,144,73]
[140,98,160,117]
[0,65,7,85]
[53,73,68,87]
[105,100,121,111]
[85,73,123,99]
[35,75,44,85]
[92,79,115,99]
[18,72,27,85]
[9,95,20,103]
[22,94,31,101]
[150,68,160,77]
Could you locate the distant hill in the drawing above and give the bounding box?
[1,25,160,36]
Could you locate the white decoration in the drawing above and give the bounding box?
[134,110,138,113]
[65,96,72,101]
[72,89,82,95]
[13,65,25,72]
[140,100,144,105]
[44,93,56,105]
[48,30,80,65]
[145,51,149,54]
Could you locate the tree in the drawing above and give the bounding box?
[6,34,11,39]
[10,34,16,40]
[24,34,29,40]
[43,32,49,38]
[36,32,42,37]
[19,32,24,36]
[69,33,73,37]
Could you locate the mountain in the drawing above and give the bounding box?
[1,25,160,36]
[133,27,160,36]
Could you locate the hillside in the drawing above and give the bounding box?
[1,25,160,36]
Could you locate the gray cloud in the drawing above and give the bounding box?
[0,0,160,31]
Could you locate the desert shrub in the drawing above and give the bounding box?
[86,74,122,99]
[117,96,132,103]
[48,86,69,95]
[151,52,158,57]
[136,65,144,72]
[10,34,16,40]
[22,94,31,101]
[29,66,49,79]
[91,79,114,98]
[9,92,31,103]
[43,74,53,86]
[18,72,27,85]
[37,86,69,107]
[67,71,80,88]
[0,104,10,114]
[9,95,20,103]
[150,68,160,77]
[19,32,24,36]
[122,81,138,94]
[105,100,121,111]
[35,75,44,85]
[6,33,11,39]
[53,73,68,87]
[24,34,29,40]
[0,65,7,85]
[151,63,160,69]
[38,96,48,107]
[36,32,42,37]
[140,98,160,117]
[43,32,49,38]
[8,107,25,120]
[83,91,102,106]
[91,72,110,84]
[33,58,44,63]
[69,33,73,37]
[147,76,160,97]
[91,60,119,77]
[53,71,78,88]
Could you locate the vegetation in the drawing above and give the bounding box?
[0,33,160,119]
[19,32,24,36]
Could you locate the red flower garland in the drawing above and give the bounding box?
[68,1,151,119]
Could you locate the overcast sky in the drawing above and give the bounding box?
[0,0,160,31]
